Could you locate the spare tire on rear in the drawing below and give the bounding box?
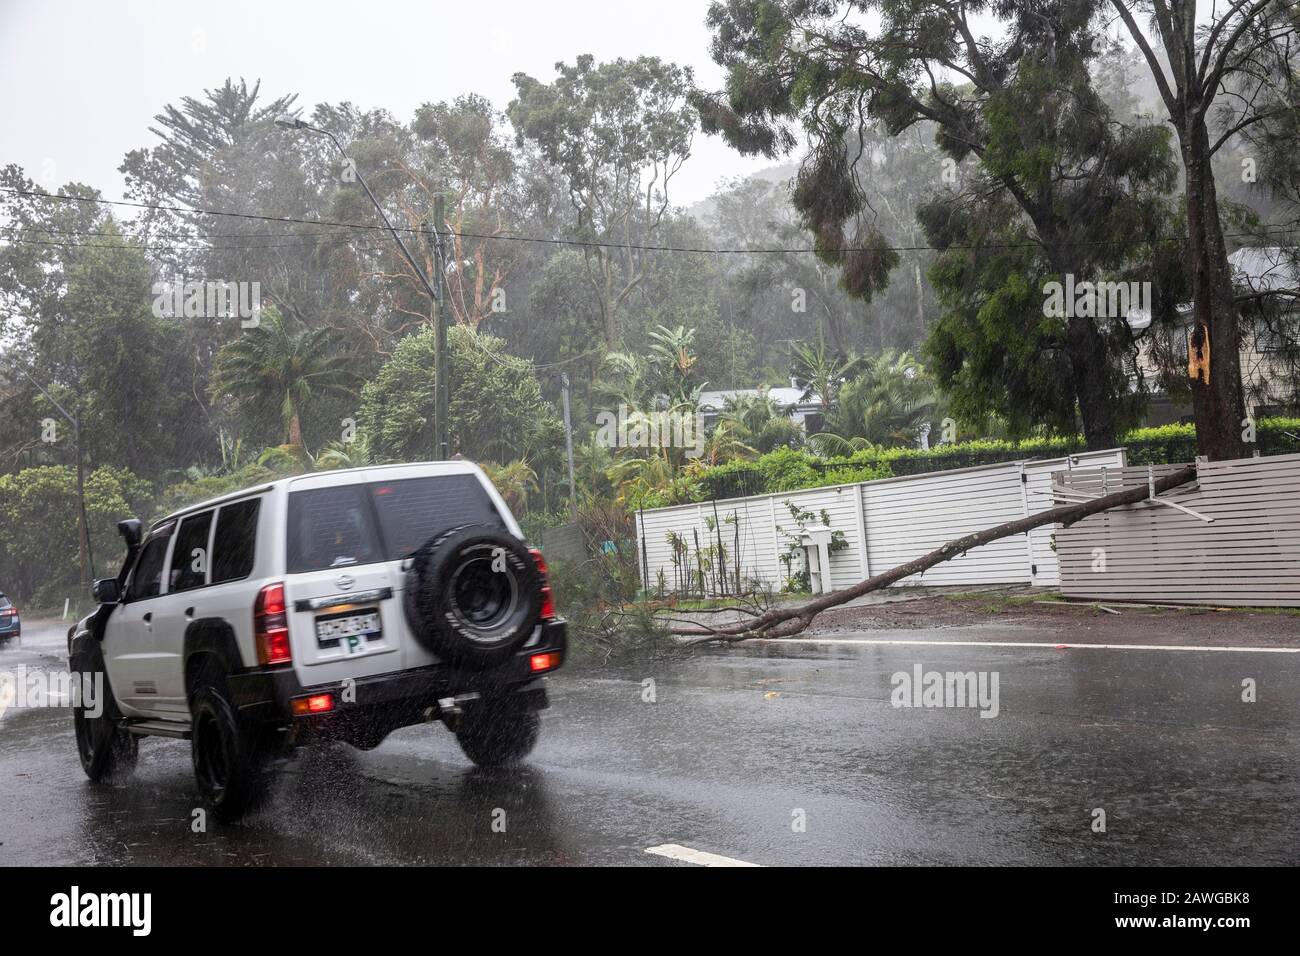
[403,524,542,669]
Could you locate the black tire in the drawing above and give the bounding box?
[404,524,542,669]
[70,644,138,783]
[190,678,269,823]
[454,705,540,767]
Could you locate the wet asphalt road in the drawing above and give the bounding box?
[2,614,1298,866]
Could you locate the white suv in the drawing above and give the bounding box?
[67,461,566,821]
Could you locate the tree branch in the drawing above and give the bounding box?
[670,464,1199,642]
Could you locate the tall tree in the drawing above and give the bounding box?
[693,0,1182,448]
[0,167,201,476]
[509,55,697,347]
[1109,0,1299,458]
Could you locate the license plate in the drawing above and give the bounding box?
[315,610,382,654]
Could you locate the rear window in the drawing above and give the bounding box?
[0,595,10,609]
[370,475,503,560]
[285,474,502,573]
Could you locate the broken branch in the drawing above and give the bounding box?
[671,464,1197,643]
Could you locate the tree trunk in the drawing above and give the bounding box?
[1065,311,1118,449]
[1181,119,1247,461]
[288,408,303,448]
[1043,242,1118,450]
[670,463,1197,642]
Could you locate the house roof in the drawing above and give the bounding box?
[1170,246,1299,317]
[1229,246,1299,295]
[698,386,823,411]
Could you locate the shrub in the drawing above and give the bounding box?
[667,418,1300,502]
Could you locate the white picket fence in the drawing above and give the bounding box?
[635,449,1128,594]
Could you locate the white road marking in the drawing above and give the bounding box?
[645,844,761,867]
[752,637,1300,654]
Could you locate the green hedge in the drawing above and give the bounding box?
[694,447,894,500]
[654,418,1300,505]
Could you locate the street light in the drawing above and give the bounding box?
[275,114,450,460]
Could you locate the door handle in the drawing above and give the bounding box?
[142,612,152,628]
[184,607,195,621]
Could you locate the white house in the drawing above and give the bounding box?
[697,379,827,433]
[1133,246,1299,421]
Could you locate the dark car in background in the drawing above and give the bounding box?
[0,592,20,645]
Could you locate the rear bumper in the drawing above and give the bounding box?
[0,617,18,636]
[227,619,566,746]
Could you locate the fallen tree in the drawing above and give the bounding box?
[669,464,1198,643]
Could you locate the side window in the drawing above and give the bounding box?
[125,524,174,601]
[212,498,261,583]
[169,511,213,593]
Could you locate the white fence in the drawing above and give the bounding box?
[1055,453,1300,606]
[635,449,1128,594]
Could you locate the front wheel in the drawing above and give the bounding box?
[454,705,540,767]
[70,645,137,782]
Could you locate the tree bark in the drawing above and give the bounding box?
[671,464,1197,642]
[1040,238,1119,452]
[1181,119,1247,461]
[1065,311,1118,450]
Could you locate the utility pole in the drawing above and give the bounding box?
[558,372,578,521]
[275,115,449,459]
[431,194,450,461]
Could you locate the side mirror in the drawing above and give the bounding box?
[92,578,121,605]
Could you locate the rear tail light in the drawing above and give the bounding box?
[1,608,15,617]
[291,693,335,716]
[254,582,291,665]
[529,651,562,673]
[528,548,556,620]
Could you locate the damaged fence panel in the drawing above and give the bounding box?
[1055,452,1300,607]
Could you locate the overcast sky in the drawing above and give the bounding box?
[0,0,777,208]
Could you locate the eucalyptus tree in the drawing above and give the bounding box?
[1108,0,1300,457]
[509,55,697,348]
[694,0,1183,448]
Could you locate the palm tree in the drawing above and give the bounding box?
[481,459,539,513]
[646,324,703,403]
[607,452,677,507]
[817,350,944,449]
[720,393,802,453]
[694,418,759,465]
[210,306,355,450]
[790,335,863,409]
[316,438,383,470]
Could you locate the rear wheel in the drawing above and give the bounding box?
[190,677,269,822]
[454,704,540,767]
[70,644,137,782]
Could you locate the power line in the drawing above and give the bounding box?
[5,184,1295,256]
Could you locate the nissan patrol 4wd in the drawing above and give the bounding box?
[67,461,565,821]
